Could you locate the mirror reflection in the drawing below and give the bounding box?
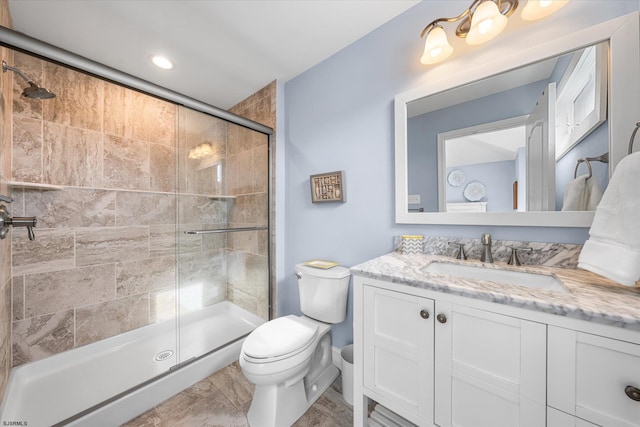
[407,41,609,213]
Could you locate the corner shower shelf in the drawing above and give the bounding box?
[5,182,240,202]
[6,180,64,190]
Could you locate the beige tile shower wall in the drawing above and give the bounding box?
[0,0,13,403]
[9,53,230,366]
[227,82,276,321]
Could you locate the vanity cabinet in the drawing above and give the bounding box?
[354,275,640,427]
[548,326,640,427]
[547,408,597,427]
[360,282,546,426]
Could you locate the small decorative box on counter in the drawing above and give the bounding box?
[400,235,424,255]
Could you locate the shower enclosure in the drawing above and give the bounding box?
[0,27,272,426]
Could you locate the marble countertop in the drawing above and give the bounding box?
[350,252,640,331]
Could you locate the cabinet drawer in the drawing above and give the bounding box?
[549,327,640,427]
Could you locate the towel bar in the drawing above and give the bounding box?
[573,153,609,178]
[630,121,640,154]
[574,159,593,179]
[184,226,268,235]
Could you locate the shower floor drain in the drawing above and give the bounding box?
[154,350,174,362]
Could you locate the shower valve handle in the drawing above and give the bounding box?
[0,205,37,241]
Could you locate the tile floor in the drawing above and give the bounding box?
[121,362,353,427]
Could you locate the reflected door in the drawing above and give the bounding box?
[526,83,556,211]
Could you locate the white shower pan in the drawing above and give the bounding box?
[0,301,264,427]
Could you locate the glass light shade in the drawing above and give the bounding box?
[466,1,508,46]
[420,26,454,65]
[521,0,569,21]
[188,143,214,159]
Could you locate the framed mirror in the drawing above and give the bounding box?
[395,12,640,227]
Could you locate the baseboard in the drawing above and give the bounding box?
[332,343,355,370]
[332,345,342,369]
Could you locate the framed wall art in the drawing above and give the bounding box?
[310,171,346,203]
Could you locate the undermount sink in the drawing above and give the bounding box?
[422,262,568,293]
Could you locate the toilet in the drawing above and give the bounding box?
[239,263,351,427]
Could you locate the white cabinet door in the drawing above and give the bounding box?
[434,302,547,427]
[548,326,640,427]
[548,407,598,427]
[363,285,434,424]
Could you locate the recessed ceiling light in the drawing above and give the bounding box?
[150,55,173,70]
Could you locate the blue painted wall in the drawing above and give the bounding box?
[281,1,637,348]
[446,161,515,212]
[555,122,609,210]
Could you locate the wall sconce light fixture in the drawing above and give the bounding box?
[420,0,569,65]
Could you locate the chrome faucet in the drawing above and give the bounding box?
[507,246,533,266]
[480,233,493,263]
[448,242,467,260]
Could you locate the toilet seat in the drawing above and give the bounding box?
[242,315,318,363]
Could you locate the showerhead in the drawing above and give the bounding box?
[2,60,56,99]
[22,81,56,99]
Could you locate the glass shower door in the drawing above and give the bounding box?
[175,105,270,365]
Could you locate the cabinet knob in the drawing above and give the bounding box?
[626,385,640,402]
[419,309,430,319]
[437,313,447,324]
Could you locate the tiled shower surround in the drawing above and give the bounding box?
[8,51,273,367]
[0,0,13,401]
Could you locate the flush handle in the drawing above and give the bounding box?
[626,385,640,402]
[419,309,430,319]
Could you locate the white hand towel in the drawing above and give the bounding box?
[561,175,603,211]
[578,151,640,286]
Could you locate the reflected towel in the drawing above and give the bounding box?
[561,175,603,211]
[578,152,640,286]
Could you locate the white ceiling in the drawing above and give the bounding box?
[446,126,526,167]
[7,0,420,110]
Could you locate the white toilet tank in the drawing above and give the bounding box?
[295,263,351,323]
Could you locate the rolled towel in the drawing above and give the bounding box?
[561,175,603,211]
[578,151,640,286]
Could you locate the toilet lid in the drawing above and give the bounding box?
[243,316,318,359]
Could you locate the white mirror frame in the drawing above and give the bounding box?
[395,12,640,227]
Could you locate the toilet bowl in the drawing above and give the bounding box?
[240,315,324,387]
[239,263,350,427]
